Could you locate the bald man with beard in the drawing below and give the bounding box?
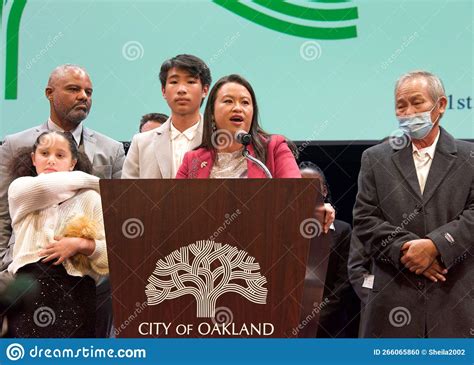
[0,64,125,337]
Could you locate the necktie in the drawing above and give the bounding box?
[63,131,76,144]
[63,131,85,153]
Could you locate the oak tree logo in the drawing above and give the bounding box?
[145,240,268,318]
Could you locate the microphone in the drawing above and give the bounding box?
[234,130,273,178]
[234,130,252,146]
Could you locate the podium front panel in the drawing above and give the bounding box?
[100,179,326,338]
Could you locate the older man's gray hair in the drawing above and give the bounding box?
[395,70,446,102]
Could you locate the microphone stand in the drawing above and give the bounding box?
[242,146,273,178]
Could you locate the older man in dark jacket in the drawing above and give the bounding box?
[352,70,473,338]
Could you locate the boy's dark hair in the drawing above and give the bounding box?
[9,131,93,179]
[159,54,211,89]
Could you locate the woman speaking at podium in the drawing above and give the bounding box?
[176,74,335,232]
[176,74,301,179]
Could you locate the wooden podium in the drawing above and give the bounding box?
[100,179,332,338]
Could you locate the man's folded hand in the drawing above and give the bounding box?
[422,258,448,282]
[400,239,439,273]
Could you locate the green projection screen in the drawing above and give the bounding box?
[1,0,472,142]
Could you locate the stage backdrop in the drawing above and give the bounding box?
[0,0,472,142]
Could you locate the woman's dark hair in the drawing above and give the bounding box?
[299,161,333,205]
[199,74,298,164]
[9,131,93,179]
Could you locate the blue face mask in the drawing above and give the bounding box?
[397,100,440,140]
